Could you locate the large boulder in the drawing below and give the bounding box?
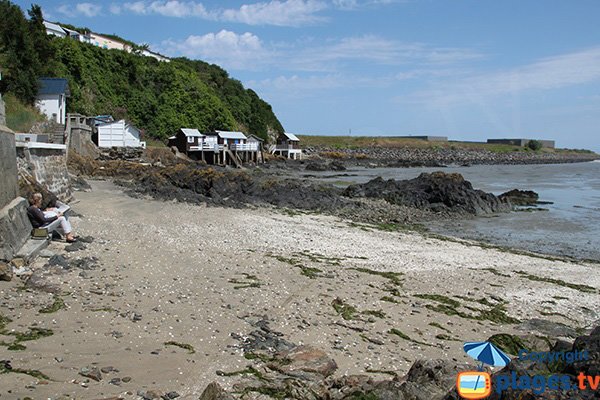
[344,172,511,215]
[499,189,539,206]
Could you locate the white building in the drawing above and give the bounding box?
[95,119,145,148]
[36,78,69,124]
[141,49,171,62]
[43,21,66,38]
[89,33,130,51]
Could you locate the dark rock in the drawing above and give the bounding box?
[78,235,94,243]
[516,319,579,338]
[47,255,70,269]
[329,160,346,171]
[344,172,511,215]
[139,390,163,400]
[162,392,180,400]
[70,174,92,192]
[305,162,328,171]
[25,271,61,293]
[0,261,12,281]
[79,366,102,381]
[65,242,86,252]
[569,326,600,376]
[199,382,235,400]
[108,377,121,386]
[499,189,540,206]
[71,256,99,270]
[269,345,338,380]
[122,376,131,383]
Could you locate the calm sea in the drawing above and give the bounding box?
[305,160,600,261]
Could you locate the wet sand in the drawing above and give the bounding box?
[1,180,598,399]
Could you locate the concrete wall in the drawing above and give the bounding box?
[16,143,73,202]
[67,114,100,158]
[396,136,448,142]
[0,96,5,126]
[487,139,556,149]
[0,131,18,210]
[0,129,32,261]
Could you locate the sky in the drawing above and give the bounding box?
[14,0,600,151]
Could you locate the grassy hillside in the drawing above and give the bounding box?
[299,135,597,154]
[0,1,284,142]
[3,93,46,132]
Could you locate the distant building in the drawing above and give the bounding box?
[43,21,66,38]
[395,135,448,142]
[168,128,205,153]
[94,119,145,148]
[487,138,555,149]
[89,33,130,51]
[272,132,302,159]
[141,49,171,63]
[36,78,70,124]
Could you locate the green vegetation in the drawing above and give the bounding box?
[164,340,196,354]
[362,309,387,319]
[332,298,358,320]
[3,93,46,131]
[0,1,283,141]
[414,294,460,307]
[428,322,452,333]
[388,328,431,346]
[228,273,262,289]
[0,361,51,380]
[299,265,324,279]
[527,140,543,151]
[515,271,597,293]
[39,296,66,314]
[351,267,404,286]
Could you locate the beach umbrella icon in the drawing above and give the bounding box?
[463,341,511,369]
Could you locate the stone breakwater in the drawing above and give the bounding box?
[304,146,599,167]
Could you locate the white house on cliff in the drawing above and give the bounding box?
[36,78,70,124]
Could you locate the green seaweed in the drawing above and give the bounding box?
[299,266,324,279]
[229,273,262,289]
[362,310,386,319]
[164,341,196,354]
[0,362,51,380]
[515,271,597,293]
[429,322,452,333]
[414,294,460,307]
[351,267,403,286]
[488,334,530,355]
[332,298,358,320]
[380,296,400,303]
[389,328,431,346]
[39,296,66,314]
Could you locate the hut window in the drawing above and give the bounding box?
[187,136,194,143]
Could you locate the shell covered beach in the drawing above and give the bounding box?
[1,180,598,399]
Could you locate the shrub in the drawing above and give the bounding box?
[527,140,543,151]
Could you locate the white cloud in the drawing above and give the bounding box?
[407,47,600,106]
[290,35,483,71]
[121,1,210,17]
[110,4,122,14]
[220,0,327,27]
[161,30,271,70]
[115,0,326,26]
[58,2,102,17]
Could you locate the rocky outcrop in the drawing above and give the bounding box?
[499,189,540,206]
[344,172,511,215]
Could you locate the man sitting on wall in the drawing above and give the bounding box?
[27,192,77,243]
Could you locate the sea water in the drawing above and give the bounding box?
[306,161,600,260]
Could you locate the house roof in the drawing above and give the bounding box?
[63,27,80,36]
[180,128,204,137]
[217,130,247,140]
[283,132,300,141]
[247,134,265,142]
[43,21,65,34]
[38,78,70,96]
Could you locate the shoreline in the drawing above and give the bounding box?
[1,180,599,399]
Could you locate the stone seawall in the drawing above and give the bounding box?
[305,145,599,166]
[16,144,73,202]
[0,129,32,261]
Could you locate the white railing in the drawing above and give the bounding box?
[230,143,258,151]
[274,145,302,152]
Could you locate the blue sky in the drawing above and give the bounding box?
[15,0,600,151]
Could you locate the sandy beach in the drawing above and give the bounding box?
[1,180,599,399]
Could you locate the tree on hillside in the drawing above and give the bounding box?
[28,4,55,74]
[0,1,43,104]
